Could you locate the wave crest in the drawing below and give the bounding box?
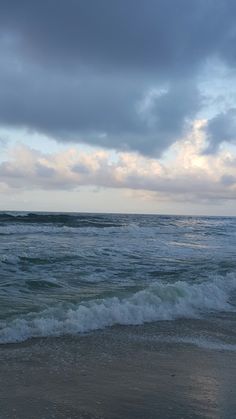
[0,273,236,344]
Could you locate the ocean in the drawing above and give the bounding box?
[0,211,236,349]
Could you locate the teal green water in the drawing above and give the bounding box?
[0,212,236,345]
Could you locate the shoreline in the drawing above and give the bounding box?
[1,326,236,418]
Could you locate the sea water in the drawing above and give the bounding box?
[0,212,236,348]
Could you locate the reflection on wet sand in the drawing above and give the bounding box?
[1,328,236,419]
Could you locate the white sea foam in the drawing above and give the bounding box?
[0,254,21,265]
[133,335,236,352]
[3,211,31,217]
[0,273,236,344]
[0,224,77,235]
[0,224,132,235]
[169,337,236,351]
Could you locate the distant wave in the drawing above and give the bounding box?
[0,224,140,236]
[0,212,234,236]
[0,212,128,230]
[1,273,235,344]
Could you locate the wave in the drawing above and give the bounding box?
[0,222,142,236]
[0,212,234,237]
[167,337,236,352]
[0,224,80,235]
[0,212,126,229]
[0,273,236,344]
[0,224,135,236]
[133,335,236,352]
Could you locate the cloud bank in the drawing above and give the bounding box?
[1,123,235,203]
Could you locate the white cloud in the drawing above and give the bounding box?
[0,121,236,204]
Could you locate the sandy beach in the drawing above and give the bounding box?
[1,324,236,419]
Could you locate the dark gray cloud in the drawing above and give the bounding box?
[0,61,202,154]
[0,0,236,154]
[205,108,236,153]
[1,0,236,73]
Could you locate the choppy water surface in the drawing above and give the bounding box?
[0,212,236,346]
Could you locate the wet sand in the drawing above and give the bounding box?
[0,326,236,419]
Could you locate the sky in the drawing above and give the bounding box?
[0,0,236,215]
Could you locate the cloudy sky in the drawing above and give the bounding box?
[0,0,236,215]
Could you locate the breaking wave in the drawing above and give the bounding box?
[1,273,235,344]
